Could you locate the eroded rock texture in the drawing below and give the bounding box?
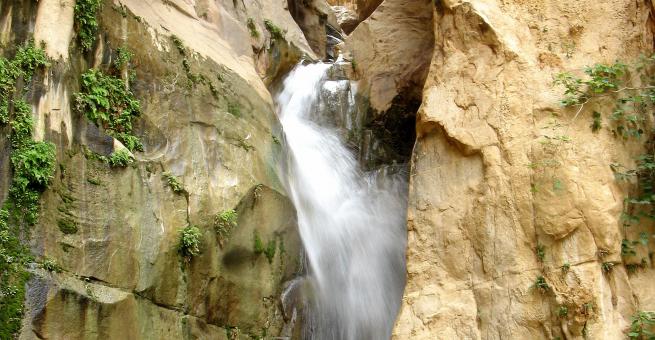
[393,1,655,339]
[5,0,655,338]
[0,0,314,338]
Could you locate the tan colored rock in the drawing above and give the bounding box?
[326,0,383,32]
[34,0,75,61]
[346,0,434,113]
[287,0,341,58]
[395,0,655,339]
[331,6,359,34]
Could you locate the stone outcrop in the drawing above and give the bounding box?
[5,0,655,338]
[326,0,383,33]
[392,0,655,339]
[1,0,312,338]
[346,0,434,114]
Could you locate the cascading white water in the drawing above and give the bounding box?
[276,62,408,339]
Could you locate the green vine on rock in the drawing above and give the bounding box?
[74,0,103,51]
[0,41,54,339]
[554,59,654,139]
[555,56,655,276]
[552,55,655,338]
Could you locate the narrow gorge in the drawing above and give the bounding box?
[1,0,655,339]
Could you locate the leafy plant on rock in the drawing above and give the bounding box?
[0,42,52,339]
[253,231,264,255]
[74,0,103,51]
[114,46,133,69]
[74,68,142,151]
[178,225,202,259]
[533,275,551,294]
[536,243,546,262]
[247,18,259,38]
[555,56,655,276]
[215,209,237,237]
[629,311,655,339]
[107,149,133,167]
[264,19,285,40]
[264,239,276,264]
[163,172,185,194]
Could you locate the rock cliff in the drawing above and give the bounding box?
[3,0,655,339]
[1,0,317,338]
[390,0,655,339]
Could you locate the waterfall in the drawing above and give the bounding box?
[276,62,408,339]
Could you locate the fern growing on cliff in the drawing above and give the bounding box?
[0,42,53,339]
[74,0,103,51]
[178,225,202,259]
[74,68,143,151]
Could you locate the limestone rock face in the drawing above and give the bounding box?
[0,0,311,338]
[326,0,383,33]
[346,0,434,113]
[331,6,358,34]
[393,1,655,339]
[6,0,655,338]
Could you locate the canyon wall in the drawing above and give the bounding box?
[3,0,655,339]
[0,0,323,338]
[391,0,655,339]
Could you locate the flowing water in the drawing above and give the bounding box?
[276,62,408,339]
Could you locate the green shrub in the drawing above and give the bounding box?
[114,47,133,69]
[178,225,202,259]
[163,172,185,194]
[74,68,142,151]
[629,311,655,339]
[107,149,133,167]
[557,305,568,318]
[10,141,56,189]
[40,258,63,273]
[533,275,550,294]
[74,0,103,51]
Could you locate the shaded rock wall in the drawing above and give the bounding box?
[0,0,314,338]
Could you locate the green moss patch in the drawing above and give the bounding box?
[57,218,78,234]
